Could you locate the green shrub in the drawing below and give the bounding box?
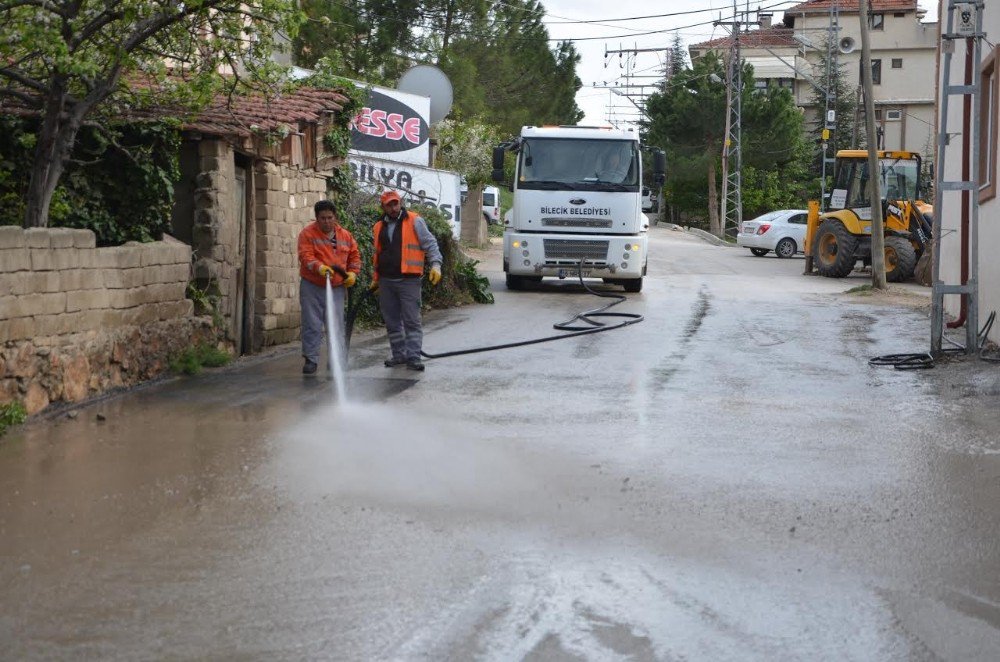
[169,343,232,375]
[0,401,27,437]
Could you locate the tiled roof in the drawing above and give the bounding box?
[0,83,349,138]
[784,0,918,13]
[134,86,350,138]
[691,27,798,50]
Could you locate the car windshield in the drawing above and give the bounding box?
[518,138,640,191]
[482,193,495,206]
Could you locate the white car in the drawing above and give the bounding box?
[641,187,655,212]
[482,185,501,225]
[737,209,809,258]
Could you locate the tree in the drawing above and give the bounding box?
[668,32,687,80]
[643,53,728,234]
[295,0,423,83]
[432,118,500,187]
[806,38,856,181]
[437,0,582,136]
[643,52,807,235]
[0,0,300,228]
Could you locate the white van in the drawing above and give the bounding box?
[482,185,501,225]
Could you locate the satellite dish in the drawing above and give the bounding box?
[838,37,856,54]
[398,64,453,125]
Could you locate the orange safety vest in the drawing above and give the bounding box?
[372,211,426,281]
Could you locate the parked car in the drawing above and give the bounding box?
[482,185,501,225]
[641,187,654,212]
[736,209,809,258]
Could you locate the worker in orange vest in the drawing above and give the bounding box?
[297,199,361,375]
[369,190,442,371]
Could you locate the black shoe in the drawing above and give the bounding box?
[406,360,425,371]
[384,357,406,367]
[302,359,318,374]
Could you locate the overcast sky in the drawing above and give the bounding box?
[541,0,939,128]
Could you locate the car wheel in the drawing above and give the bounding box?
[750,248,769,257]
[775,237,797,258]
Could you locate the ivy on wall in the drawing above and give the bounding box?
[0,116,180,245]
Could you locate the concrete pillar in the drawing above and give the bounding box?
[460,186,488,248]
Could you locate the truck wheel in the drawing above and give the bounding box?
[813,219,858,278]
[505,273,523,290]
[885,235,917,282]
[623,278,643,293]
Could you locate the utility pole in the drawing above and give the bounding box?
[716,4,758,239]
[859,0,886,290]
[819,5,839,210]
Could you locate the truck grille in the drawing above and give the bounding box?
[543,239,609,261]
[541,217,613,229]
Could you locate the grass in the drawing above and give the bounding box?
[169,343,232,375]
[0,401,27,437]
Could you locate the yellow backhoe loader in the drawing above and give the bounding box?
[805,150,934,282]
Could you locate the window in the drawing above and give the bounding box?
[892,58,903,69]
[789,213,808,225]
[870,13,885,30]
[886,109,903,121]
[777,78,794,89]
[979,47,999,202]
[872,59,882,85]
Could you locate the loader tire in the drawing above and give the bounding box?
[813,219,858,278]
[885,235,917,282]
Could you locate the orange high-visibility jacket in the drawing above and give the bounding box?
[372,211,425,282]
[297,221,362,288]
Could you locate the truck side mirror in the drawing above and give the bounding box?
[653,150,666,185]
[492,146,507,184]
[492,146,505,170]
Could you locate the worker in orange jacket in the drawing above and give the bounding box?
[369,190,442,371]
[297,199,361,375]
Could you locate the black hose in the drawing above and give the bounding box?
[420,261,643,360]
[869,312,996,369]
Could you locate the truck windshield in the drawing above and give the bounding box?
[518,138,640,191]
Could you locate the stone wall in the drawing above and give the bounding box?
[0,227,211,415]
[190,138,240,340]
[253,161,329,349]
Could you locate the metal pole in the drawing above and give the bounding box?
[859,0,886,290]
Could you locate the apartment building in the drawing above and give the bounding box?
[690,0,938,153]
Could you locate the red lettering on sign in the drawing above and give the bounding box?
[385,113,404,141]
[354,107,423,145]
[403,118,421,145]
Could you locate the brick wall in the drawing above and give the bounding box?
[253,162,329,348]
[0,227,211,415]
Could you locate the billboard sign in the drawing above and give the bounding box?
[350,86,431,166]
[348,156,462,239]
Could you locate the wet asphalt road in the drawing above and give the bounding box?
[2,222,1000,660]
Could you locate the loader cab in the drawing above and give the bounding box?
[828,150,922,212]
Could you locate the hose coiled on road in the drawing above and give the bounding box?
[421,264,643,360]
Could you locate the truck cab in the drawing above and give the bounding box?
[493,126,665,292]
